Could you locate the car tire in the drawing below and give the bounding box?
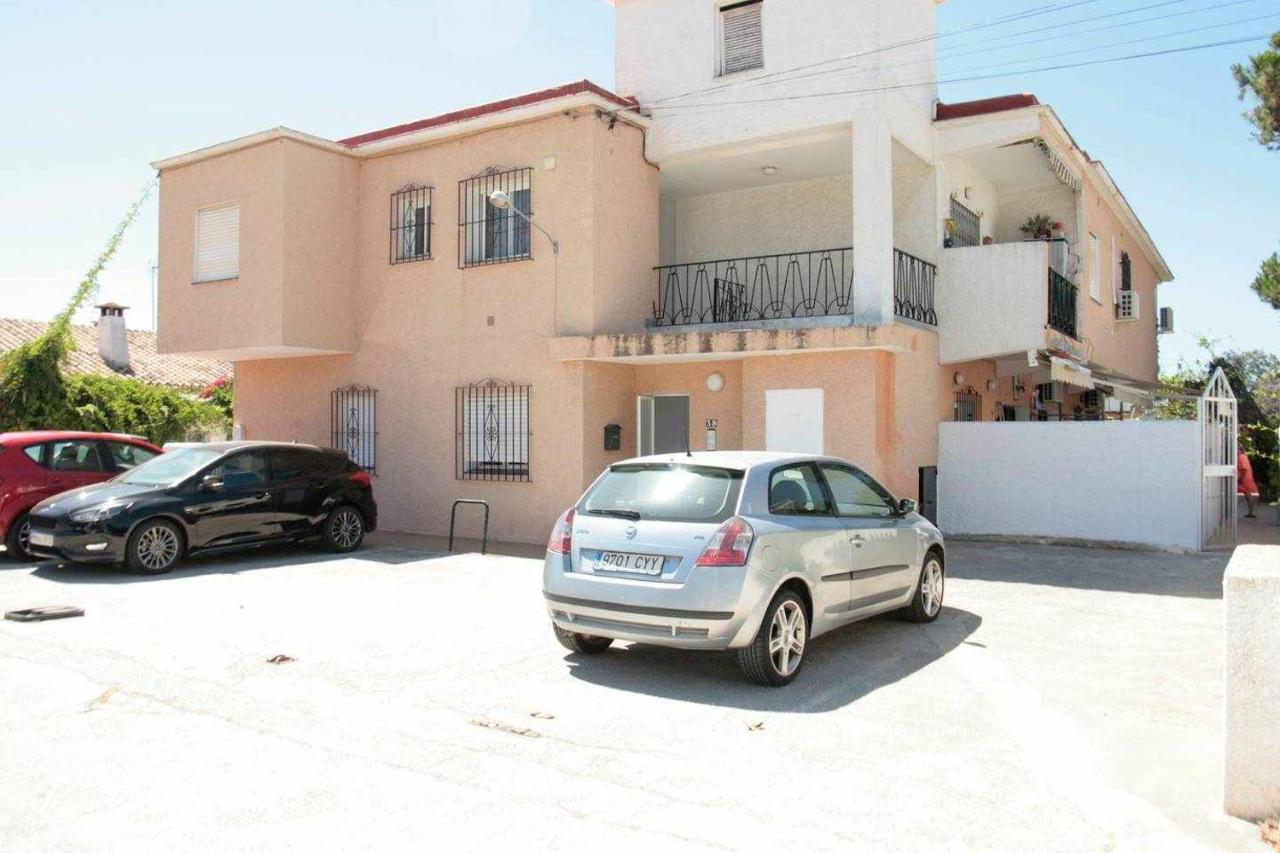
[737,589,808,687]
[4,512,32,561]
[552,623,613,655]
[125,519,184,575]
[900,551,945,624]
[323,505,365,553]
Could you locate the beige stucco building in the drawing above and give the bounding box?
[152,1,1171,544]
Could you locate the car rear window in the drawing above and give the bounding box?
[580,464,743,523]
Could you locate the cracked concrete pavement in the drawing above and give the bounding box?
[0,537,1263,851]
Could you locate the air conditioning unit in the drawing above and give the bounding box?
[1157,306,1174,334]
[1116,290,1140,321]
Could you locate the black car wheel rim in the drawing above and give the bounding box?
[332,510,362,549]
[17,520,31,555]
[137,525,179,570]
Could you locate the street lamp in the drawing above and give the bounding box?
[488,190,559,256]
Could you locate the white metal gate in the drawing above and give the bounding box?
[1198,367,1237,549]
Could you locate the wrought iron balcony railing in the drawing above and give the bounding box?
[651,246,940,328]
[652,247,854,327]
[893,249,937,326]
[1048,268,1078,338]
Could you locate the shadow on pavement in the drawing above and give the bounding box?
[944,540,1229,599]
[565,607,980,713]
[28,541,445,584]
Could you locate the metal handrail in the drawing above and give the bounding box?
[893,249,938,326]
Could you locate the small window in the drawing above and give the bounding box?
[1088,233,1101,302]
[456,379,531,482]
[107,442,159,471]
[390,185,431,263]
[208,451,269,489]
[194,202,240,282]
[47,440,108,473]
[954,387,982,422]
[23,445,43,465]
[768,464,830,516]
[820,464,895,519]
[1119,251,1132,292]
[719,1,763,76]
[331,385,377,472]
[458,168,532,267]
[950,197,981,248]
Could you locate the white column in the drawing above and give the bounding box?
[853,107,895,326]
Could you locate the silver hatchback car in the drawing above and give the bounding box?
[542,452,945,686]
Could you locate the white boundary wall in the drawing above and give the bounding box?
[939,421,1201,550]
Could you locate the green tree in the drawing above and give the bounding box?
[1251,252,1280,311]
[1233,32,1280,151]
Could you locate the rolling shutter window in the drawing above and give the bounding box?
[720,1,763,76]
[195,203,240,282]
[1088,233,1100,302]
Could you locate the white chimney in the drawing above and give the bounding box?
[96,303,130,371]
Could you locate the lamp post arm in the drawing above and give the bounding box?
[510,208,559,256]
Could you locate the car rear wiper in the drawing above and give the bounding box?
[586,508,641,521]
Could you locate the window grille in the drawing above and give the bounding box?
[720,1,763,75]
[1119,251,1132,292]
[456,380,531,482]
[458,167,532,268]
[195,203,239,282]
[950,197,980,248]
[954,387,982,422]
[1088,232,1101,301]
[390,185,431,263]
[331,385,377,472]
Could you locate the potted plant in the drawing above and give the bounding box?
[1019,214,1055,240]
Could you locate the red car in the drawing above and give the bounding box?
[1,431,164,561]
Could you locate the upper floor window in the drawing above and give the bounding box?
[1119,251,1132,292]
[954,387,982,422]
[194,202,239,282]
[458,167,532,268]
[950,197,981,248]
[1088,233,1101,302]
[718,1,763,76]
[390,185,431,264]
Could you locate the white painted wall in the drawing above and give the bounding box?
[1223,545,1280,820]
[937,241,1048,363]
[615,0,938,160]
[938,421,1201,551]
[668,175,852,263]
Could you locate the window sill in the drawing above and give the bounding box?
[391,255,432,265]
[193,276,239,285]
[715,65,765,82]
[459,253,533,270]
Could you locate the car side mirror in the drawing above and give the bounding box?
[200,475,224,493]
[897,498,918,516]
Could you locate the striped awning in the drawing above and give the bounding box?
[1035,138,1082,192]
[1049,355,1094,390]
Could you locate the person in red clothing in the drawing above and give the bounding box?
[1238,450,1260,519]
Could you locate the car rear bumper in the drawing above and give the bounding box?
[542,554,768,649]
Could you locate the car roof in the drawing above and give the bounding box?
[178,440,328,453]
[0,430,159,447]
[611,451,827,471]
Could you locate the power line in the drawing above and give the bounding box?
[740,0,1262,94]
[640,34,1268,113]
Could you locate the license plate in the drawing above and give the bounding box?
[28,531,54,548]
[594,551,664,576]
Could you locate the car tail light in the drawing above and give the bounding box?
[348,470,372,488]
[548,507,575,555]
[694,516,754,567]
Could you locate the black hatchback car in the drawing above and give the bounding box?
[27,441,377,574]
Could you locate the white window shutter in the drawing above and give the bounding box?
[721,1,763,75]
[195,203,240,282]
[1088,233,1100,302]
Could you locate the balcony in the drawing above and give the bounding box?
[938,239,1080,365]
[650,247,936,329]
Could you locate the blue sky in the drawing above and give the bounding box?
[0,0,1275,372]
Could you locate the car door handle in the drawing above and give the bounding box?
[849,535,864,548]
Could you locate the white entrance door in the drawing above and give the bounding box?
[765,388,824,454]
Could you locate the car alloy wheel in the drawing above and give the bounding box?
[16,518,31,557]
[331,508,363,549]
[921,558,944,617]
[769,598,807,677]
[136,523,180,572]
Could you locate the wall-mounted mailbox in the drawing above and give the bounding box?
[604,423,622,451]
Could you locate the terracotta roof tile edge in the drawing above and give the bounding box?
[935,94,1041,122]
[338,80,638,148]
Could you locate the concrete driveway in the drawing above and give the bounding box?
[0,537,1262,851]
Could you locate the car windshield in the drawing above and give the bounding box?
[580,464,742,523]
[115,447,224,487]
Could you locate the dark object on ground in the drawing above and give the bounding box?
[266,654,295,664]
[5,605,84,622]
